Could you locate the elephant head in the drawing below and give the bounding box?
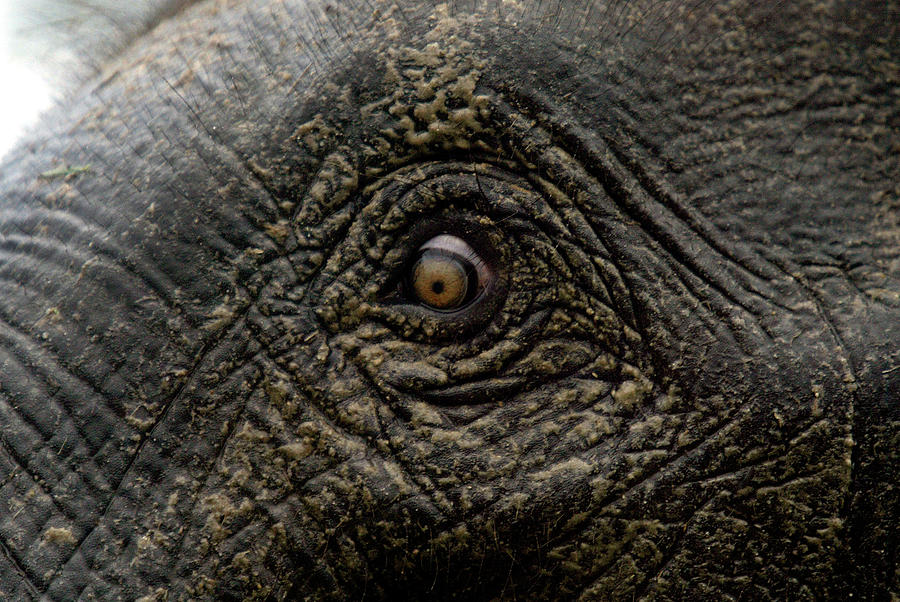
[0,0,897,599]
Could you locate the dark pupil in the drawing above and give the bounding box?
[431,281,445,294]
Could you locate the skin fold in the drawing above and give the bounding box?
[0,0,897,599]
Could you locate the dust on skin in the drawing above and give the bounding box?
[30,0,867,598]
[171,4,636,595]
[180,6,721,597]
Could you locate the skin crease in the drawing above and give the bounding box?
[0,0,897,600]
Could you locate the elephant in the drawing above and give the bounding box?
[0,0,897,599]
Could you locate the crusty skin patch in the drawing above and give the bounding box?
[188,2,859,599]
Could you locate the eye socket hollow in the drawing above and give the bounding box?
[408,234,491,312]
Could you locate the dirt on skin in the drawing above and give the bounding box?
[4,0,895,600]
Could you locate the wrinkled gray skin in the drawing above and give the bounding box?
[0,0,898,600]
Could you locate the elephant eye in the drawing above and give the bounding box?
[408,234,492,312]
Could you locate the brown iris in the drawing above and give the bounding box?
[409,234,490,311]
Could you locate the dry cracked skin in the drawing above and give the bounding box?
[0,0,897,600]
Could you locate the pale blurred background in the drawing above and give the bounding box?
[0,0,55,158]
[0,0,191,159]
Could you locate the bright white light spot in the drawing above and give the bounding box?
[0,1,55,159]
[0,63,53,158]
